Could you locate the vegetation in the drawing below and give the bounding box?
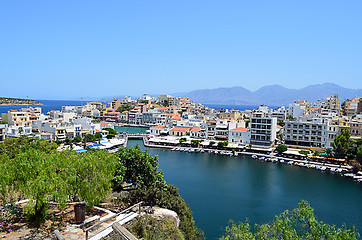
[220,200,359,240]
[104,127,117,139]
[113,145,164,191]
[191,139,203,147]
[179,138,187,144]
[160,100,169,107]
[275,144,288,154]
[122,185,204,240]
[128,215,184,240]
[332,130,362,167]
[0,139,117,222]
[278,119,285,127]
[299,150,310,156]
[218,141,229,148]
[116,105,133,113]
[73,135,82,143]
[313,150,320,156]
[286,115,296,121]
[209,141,216,147]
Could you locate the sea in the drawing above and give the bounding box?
[0,100,262,115]
[0,99,83,115]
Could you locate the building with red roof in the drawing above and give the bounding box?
[169,127,191,137]
[228,127,251,144]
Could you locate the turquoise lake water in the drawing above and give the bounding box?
[126,139,362,239]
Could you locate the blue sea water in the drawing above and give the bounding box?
[0,99,83,114]
[205,104,279,111]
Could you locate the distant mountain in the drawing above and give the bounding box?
[183,83,362,106]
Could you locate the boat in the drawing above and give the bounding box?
[320,166,327,171]
[252,155,258,159]
[279,159,284,163]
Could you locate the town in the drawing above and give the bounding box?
[1,94,362,173]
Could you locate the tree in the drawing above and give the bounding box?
[218,141,229,148]
[191,139,203,147]
[94,132,102,141]
[220,200,360,240]
[278,119,285,127]
[333,130,352,158]
[209,141,216,147]
[85,133,95,142]
[73,135,82,143]
[356,145,362,164]
[65,138,72,145]
[104,128,117,139]
[275,144,287,154]
[325,148,333,158]
[0,140,117,222]
[179,138,187,144]
[114,145,164,191]
[299,150,310,156]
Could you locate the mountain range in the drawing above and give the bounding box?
[178,83,362,106]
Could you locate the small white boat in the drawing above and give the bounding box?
[320,166,327,171]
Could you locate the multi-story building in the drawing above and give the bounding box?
[284,118,329,150]
[228,127,250,144]
[288,101,310,119]
[103,109,121,122]
[110,98,121,110]
[1,110,32,127]
[271,106,287,121]
[350,119,362,137]
[250,112,277,147]
[6,125,32,138]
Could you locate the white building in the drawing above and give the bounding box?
[250,112,277,147]
[150,125,167,135]
[228,127,250,144]
[284,117,329,150]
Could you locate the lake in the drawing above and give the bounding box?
[126,139,362,239]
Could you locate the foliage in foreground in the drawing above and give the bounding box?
[128,215,185,240]
[122,184,204,240]
[0,138,117,222]
[113,145,165,191]
[220,200,360,240]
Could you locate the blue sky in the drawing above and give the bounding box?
[0,1,361,100]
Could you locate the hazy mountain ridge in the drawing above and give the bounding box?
[183,83,362,106]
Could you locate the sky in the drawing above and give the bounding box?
[0,0,361,100]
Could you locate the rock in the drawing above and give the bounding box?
[152,208,180,228]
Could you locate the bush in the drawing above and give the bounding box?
[275,144,287,154]
[128,215,185,240]
[123,184,204,240]
[220,200,360,240]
